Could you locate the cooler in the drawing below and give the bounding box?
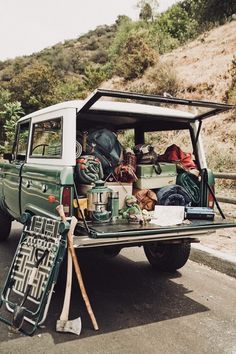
[134,163,177,189]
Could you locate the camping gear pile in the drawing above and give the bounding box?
[75,128,206,225]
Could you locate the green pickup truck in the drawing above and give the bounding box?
[0,89,235,272]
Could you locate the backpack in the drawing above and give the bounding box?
[78,129,123,176]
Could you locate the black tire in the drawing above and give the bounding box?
[0,211,12,242]
[144,242,191,272]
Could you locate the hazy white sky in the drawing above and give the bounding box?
[0,0,177,61]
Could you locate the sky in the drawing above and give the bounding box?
[0,0,177,61]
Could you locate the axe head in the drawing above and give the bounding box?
[56,317,82,336]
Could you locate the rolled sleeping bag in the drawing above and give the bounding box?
[76,155,104,184]
[157,185,191,206]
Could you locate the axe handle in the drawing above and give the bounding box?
[59,223,75,322]
[56,206,99,331]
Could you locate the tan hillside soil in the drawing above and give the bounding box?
[162,21,236,101]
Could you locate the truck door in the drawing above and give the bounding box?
[2,120,30,219]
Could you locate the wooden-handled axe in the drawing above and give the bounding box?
[56,205,99,331]
[56,216,82,335]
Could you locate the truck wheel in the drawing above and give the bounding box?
[0,211,12,242]
[143,242,191,272]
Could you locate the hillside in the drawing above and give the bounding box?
[162,21,236,102]
[162,21,236,173]
[103,21,236,102]
[101,21,236,173]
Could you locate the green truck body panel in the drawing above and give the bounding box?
[0,160,74,220]
[0,161,23,219]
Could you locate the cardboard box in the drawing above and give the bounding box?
[105,182,133,209]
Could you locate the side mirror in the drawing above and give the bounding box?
[3,153,13,162]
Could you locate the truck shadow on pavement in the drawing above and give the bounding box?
[47,249,209,344]
[0,231,209,344]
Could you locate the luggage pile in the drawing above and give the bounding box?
[75,129,202,224]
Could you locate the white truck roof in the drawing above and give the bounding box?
[19,89,233,123]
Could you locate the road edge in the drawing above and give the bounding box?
[190,244,236,278]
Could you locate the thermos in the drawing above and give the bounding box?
[109,191,119,221]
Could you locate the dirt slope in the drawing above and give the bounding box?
[161,22,236,173]
[162,21,236,101]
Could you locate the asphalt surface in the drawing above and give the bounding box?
[0,223,236,354]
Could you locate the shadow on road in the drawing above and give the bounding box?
[0,229,209,345]
[48,249,209,344]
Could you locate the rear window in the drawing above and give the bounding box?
[30,117,62,158]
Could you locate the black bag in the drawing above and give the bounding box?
[134,144,161,174]
[78,129,123,176]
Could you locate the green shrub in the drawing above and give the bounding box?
[150,28,179,54]
[84,37,100,51]
[53,76,86,103]
[8,61,59,113]
[114,31,158,80]
[156,3,198,43]
[127,61,179,96]
[83,65,107,90]
[90,49,109,64]
[185,0,236,26]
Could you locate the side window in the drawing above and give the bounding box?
[30,117,62,158]
[15,121,30,161]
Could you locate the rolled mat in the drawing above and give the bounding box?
[176,171,200,205]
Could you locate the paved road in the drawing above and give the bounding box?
[0,222,235,354]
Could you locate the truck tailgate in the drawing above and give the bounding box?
[74,219,236,248]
